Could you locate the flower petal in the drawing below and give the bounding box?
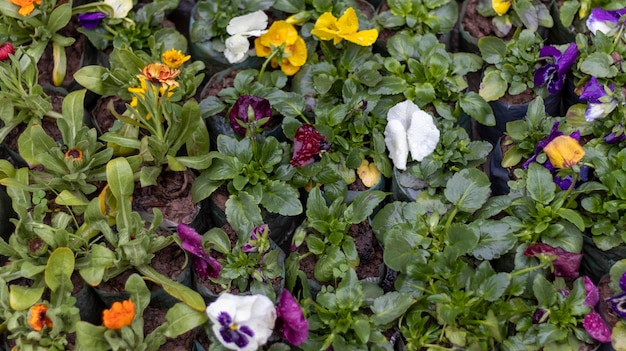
[406,109,440,162]
[226,10,268,36]
[311,12,340,42]
[608,292,626,318]
[337,7,359,36]
[583,310,612,343]
[584,276,599,307]
[556,43,579,76]
[384,119,409,170]
[277,289,308,346]
[340,29,379,46]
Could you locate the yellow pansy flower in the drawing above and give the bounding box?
[357,159,381,188]
[543,135,585,169]
[310,7,378,46]
[492,0,512,16]
[162,49,191,69]
[254,20,307,76]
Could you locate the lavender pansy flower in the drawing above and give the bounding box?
[176,223,222,279]
[580,76,618,122]
[586,8,626,36]
[242,224,270,253]
[276,289,308,345]
[206,293,276,351]
[534,43,578,95]
[77,12,107,30]
[229,95,272,137]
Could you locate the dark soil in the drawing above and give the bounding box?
[462,0,515,40]
[91,95,128,135]
[37,20,85,88]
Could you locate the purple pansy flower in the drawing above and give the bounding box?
[206,293,276,351]
[176,223,222,279]
[532,309,549,324]
[584,276,600,307]
[583,310,612,343]
[276,289,309,345]
[534,43,578,95]
[523,243,583,279]
[290,124,331,167]
[77,12,107,30]
[580,76,618,122]
[524,122,587,190]
[229,95,272,137]
[606,272,626,318]
[586,8,626,36]
[242,224,270,253]
[605,128,626,144]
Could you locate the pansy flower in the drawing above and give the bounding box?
[290,124,331,167]
[586,7,626,36]
[102,299,135,330]
[103,0,133,18]
[356,159,381,188]
[604,125,626,144]
[276,289,308,346]
[583,310,612,343]
[229,95,272,137]
[77,12,107,30]
[606,271,626,318]
[580,76,618,122]
[254,21,307,76]
[523,243,583,279]
[492,0,511,16]
[224,10,268,64]
[206,293,276,351]
[311,7,378,46]
[9,0,40,16]
[534,43,578,95]
[28,304,53,331]
[384,100,440,171]
[64,147,84,163]
[241,224,270,253]
[0,42,15,61]
[177,223,222,279]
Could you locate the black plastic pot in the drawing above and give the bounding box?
[390,167,427,202]
[580,236,626,284]
[477,92,562,146]
[546,1,577,45]
[487,136,514,196]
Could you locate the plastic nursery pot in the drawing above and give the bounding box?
[0,185,16,243]
[188,3,264,75]
[546,1,577,45]
[477,91,562,146]
[487,136,514,196]
[580,236,626,284]
[562,76,586,114]
[391,167,428,202]
[73,284,107,325]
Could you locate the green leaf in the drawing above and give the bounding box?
[444,168,491,212]
[471,220,516,260]
[344,190,386,224]
[163,303,208,338]
[106,157,134,198]
[336,269,363,309]
[478,36,506,64]
[383,227,429,273]
[17,124,56,165]
[478,273,511,302]
[526,163,556,204]
[225,192,263,236]
[556,208,585,231]
[479,69,507,102]
[203,227,231,254]
[58,89,86,146]
[447,223,479,257]
[532,273,557,308]
[580,52,619,78]
[371,292,415,325]
[369,76,407,95]
[45,247,75,293]
[514,0,539,30]
[74,65,123,96]
[75,322,108,349]
[261,180,303,216]
[459,91,495,126]
[9,285,44,310]
[137,265,206,312]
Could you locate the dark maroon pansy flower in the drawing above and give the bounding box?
[276,289,308,345]
[532,309,549,324]
[0,42,15,61]
[77,12,107,30]
[176,223,222,279]
[290,124,331,167]
[583,310,611,343]
[523,243,582,279]
[229,95,272,136]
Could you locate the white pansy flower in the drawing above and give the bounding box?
[223,10,268,64]
[206,293,276,351]
[384,100,440,170]
[103,0,133,18]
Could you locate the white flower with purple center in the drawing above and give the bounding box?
[579,76,618,122]
[206,293,276,351]
[384,100,440,171]
[586,7,626,36]
[224,10,268,64]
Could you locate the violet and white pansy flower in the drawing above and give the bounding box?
[534,43,578,95]
[586,7,626,36]
[206,293,276,351]
[580,76,619,122]
[384,100,440,171]
[224,10,269,64]
[103,0,133,18]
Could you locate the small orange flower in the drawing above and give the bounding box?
[9,0,40,16]
[28,304,53,331]
[102,299,135,330]
[138,62,180,87]
[162,49,190,69]
[64,148,84,162]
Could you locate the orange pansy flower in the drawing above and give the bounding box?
[9,0,40,16]
[28,304,53,331]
